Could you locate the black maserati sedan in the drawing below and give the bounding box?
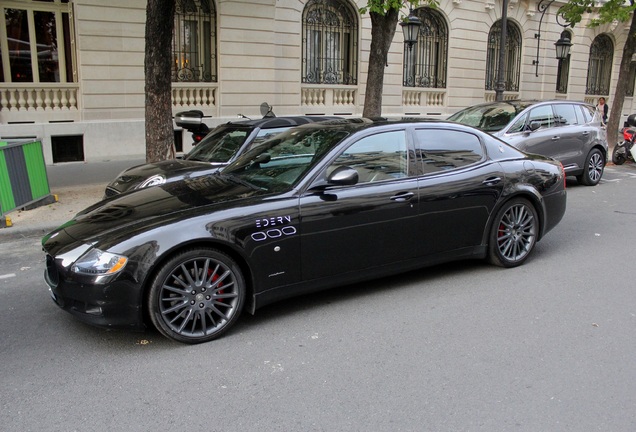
[43,118,567,344]
[104,115,338,197]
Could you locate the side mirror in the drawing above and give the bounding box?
[528,121,541,132]
[309,166,359,192]
[327,166,359,185]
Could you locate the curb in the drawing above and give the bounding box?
[1,225,58,242]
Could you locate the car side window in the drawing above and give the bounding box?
[553,104,579,126]
[414,129,484,175]
[330,131,409,183]
[579,105,594,123]
[248,126,291,151]
[527,105,555,129]
[507,114,528,134]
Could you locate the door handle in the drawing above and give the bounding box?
[390,191,415,202]
[551,136,561,140]
[482,177,501,186]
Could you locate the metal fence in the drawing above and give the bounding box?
[0,139,55,228]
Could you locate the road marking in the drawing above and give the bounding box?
[0,273,16,280]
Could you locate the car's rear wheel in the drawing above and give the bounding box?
[148,248,245,344]
[577,148,605,186]
[488,198,538,268]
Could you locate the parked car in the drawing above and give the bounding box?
[447,99,608,186]
[104,114,339,197]
[43,118,567,344]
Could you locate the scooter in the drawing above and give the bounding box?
[175,103,277,145]
[612,114,636,165]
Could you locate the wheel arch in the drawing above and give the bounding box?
[482,187,547,247]
[139,239,257,328]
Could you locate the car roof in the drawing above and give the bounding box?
[222,115,342,129]
[466,99,592,109]
[288,117,458,133]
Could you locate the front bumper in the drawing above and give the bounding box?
[44,254,144,330]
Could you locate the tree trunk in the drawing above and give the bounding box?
[607,12,636,150]
[144,0,175,163]
[363,9,399,118]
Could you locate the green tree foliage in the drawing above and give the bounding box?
[560,0,636,146]
[359,1,437,118]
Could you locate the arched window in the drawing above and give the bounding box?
[172,0,217,82]
[585,34,613,95]
[302,0,358,85]
[485,19,522,92]
[403,7,448,88]
[556,30,572,94]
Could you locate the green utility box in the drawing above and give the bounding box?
[0,139,56,228]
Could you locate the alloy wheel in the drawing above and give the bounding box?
[494,201,537,266]
[149,249,244,343]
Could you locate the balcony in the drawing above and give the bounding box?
[0,83,79,122]
[171,82,217,116]
[301,85,358,114]
[402,89,446,109]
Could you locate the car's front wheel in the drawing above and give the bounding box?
[488,198,538,268]
[148,248,245,344]
[577,148,605,186]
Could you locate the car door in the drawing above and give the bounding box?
[504,104,558,156]
[551,103,588,169]
[298,129,421,281]
[413,127,505,255]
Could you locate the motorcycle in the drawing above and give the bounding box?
[613,114,636,165]
[175,103,276,146]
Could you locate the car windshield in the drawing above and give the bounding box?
[448,102,523,132]
[185,125,251,162]
[221,126,350,192]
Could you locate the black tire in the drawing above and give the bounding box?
[576,148,605,186]
[148,248,245,344]
[612,144,627,165]
[488,198,539,268]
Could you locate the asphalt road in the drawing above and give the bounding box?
[1,165,635,432]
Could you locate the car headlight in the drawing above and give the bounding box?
[72,249,128,276]
[138,174,166,188]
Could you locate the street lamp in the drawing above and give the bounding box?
[533,0,572,76]
[400,10,422,51]
[554,31,572,60]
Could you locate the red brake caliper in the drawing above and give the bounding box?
[209,270,224,303]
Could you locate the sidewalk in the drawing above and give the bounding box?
[1,158,143,240]
[1,183,107,240]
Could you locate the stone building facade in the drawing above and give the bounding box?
[0,0,633,164]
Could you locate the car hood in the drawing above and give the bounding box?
[108,159,225,192]
[44,174,268,249]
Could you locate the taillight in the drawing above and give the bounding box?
[192,133,206,143]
